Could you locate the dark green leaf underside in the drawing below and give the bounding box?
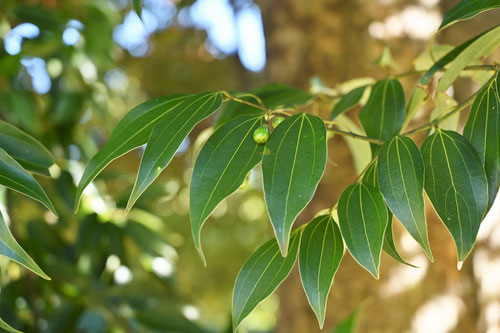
[330,86,366,121]
[439,0,500,31]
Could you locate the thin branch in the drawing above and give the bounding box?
[221,91,271,113]
[328,127,383,144]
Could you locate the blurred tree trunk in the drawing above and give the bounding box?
[260,0,483,332]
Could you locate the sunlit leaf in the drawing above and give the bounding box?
[362,162,415,267]
[335,115,371,174]
[0,316,22,333]
[359,79,405,154]
[338,183,388,278]
[0,120,55,176]
[299,215,344,328]
[74,94,190,211]
[463,71,500,210]
[190,115,265,263]
[232,229,301,331]
[431,92,459,132]
[262,113,327,256]
[437,25,500,92]
[0,210,50,279]
[439,0,500,31]
[126,92,222,212]
[330,86,367,121]
[378,136,433,261]
[0,148,57,216]
[421,130,488,262]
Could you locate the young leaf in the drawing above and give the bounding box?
[378,136,433,261]
[437,25,500,92]
[0,210,50,280]
[0,148,57,216]
[299,215,344,328]
[0,120,55,176]
[439,0,500,31]
[262,113,327,256]
[362,163,416,267]
[359,79,405,152]
[0,316,22,333]
[126,92,222,212]
[421,130,488,262]
[463,72,500,210]
[75,94,190,211]
[329,86,367,121]
[338,183,388,278]
[232,229,301,331]
[190,116,265,263]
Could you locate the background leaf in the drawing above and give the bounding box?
[232,229,301,331]
[338,183,388,278]
[463,72,500,210]
[335,115,371,174]
[439,0,500,31]
[0,316,22,333]
[126,92,222,212]
[431,92,459,132]
[74,94,189,211]
[329,86,367,121]
[378,136,433,260]
[421,130,488,262]
[0,210,50,279]
[262,113,327,256]
[299,215,344,328]
[437,25,500,92]
[190,115,264,263]
[331,306,363,333]
[0,120,55,176]
[0,148,56,216]
[133,0,142,17]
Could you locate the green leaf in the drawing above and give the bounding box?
[216,84,312,127]
[437,25,500,92]
[463,72,500,210]
[335,115,371,174]
[0,120,55,176]
[362,162,416,267]
[262,113,327,256]
[0,148,57,216]
[299,215,344,328]
[190,115,264,263]
[0,210,50,280]
[331,307,362,333]
[75,94,190,211]
[439,0,500,31]
[0,316,22,333]
[330,86,367,121]
[359,79,405,152]
[232,229,301,331]
[421,130,488,262]
[378,136,433,261]
[338,183,388,278]
[431,92,459,132]
[133,0,142,17]
[126,92,222,212]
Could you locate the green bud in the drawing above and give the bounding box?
[253,124,270,144]
[272,116,285,128]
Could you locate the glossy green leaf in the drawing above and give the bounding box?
[299,215,344,328]
[464,72,500,210]
[439,0,500,31]
[0,148,57,216]
[362,163,415,267]
[0,210,50,279]
[329,86,367,121]
[378,136,433,261]
[0,316,22,333]
[232,229,301,331]
[262,113,327,256]
[126,92,222,212]
[216,84,312,127]
[0,120,55,176]
[338,183,388,278]
[75,94,189,211]
[359,79,405,151]
[421,130,488,262]
[437,25,500,92]
[190,115,264,263]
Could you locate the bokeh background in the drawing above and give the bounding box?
[0,0,499,332]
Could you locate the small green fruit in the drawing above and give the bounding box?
[272,116,285,128]
[253,125,270,144]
